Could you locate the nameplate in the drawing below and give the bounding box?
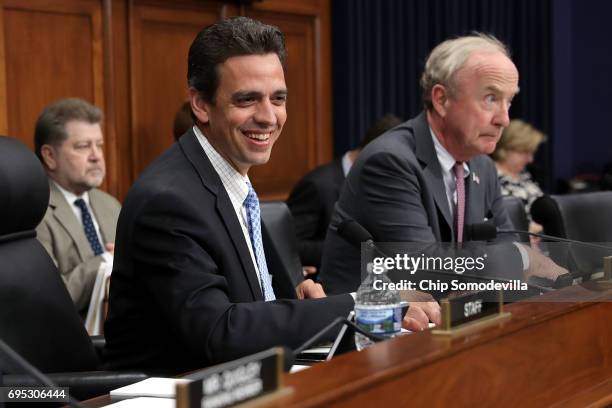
[433,290,510,336]
[176,347,291,408]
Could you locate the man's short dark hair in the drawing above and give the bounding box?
[358,113,402,149]
[34,98,102,161]
[187,16,287,105]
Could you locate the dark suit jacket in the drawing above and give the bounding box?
[286,160,345,267]
[104,130,354,372]
[319,112,522,294]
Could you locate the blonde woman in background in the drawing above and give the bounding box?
[492,119,546,246]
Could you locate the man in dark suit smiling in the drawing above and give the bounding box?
[104,17,439,371]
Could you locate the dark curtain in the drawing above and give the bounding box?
[332,0,552,190]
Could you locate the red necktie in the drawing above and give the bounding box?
[453,162,465,243]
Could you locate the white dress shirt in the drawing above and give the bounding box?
[341,151,353,177]
[429,128,528,269]
[429,128,470,219]
[54,181,113,264]
[193,126,267,288]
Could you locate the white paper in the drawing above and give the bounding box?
[299,346,331,355]
[289,364,310,373]
[85,260,113,335]
[102,397,176,407]
[110,377,190,400]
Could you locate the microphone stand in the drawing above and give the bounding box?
[0,338,86,408]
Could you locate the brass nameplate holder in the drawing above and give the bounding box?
[433,290,511,337]
[176,347,293,408]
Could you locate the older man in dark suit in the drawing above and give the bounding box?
[319,33,567,295]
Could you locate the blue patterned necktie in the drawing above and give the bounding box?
[244,183,276,301]
[74,198,104,256]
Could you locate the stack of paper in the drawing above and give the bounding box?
[102,397,176,407]
[85,260,113,335]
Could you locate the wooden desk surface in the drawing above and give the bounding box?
[81,281,612,407]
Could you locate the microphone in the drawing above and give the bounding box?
[283,217,389,367]
[335,220,556,295]
[464,223,497,241]
[337,219,373,243]
[336,219,382,257]
[283,317,385,370]
[337,220,434,259]
[0,338,86,408]
[337,219,413,264]
[464,222,612,251]
[283,221,400,368]
[464,222,612,284]
[293,317,385,356]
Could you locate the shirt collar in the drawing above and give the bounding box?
[192,125,250,208]
[429,127,470,177]
[53,181,91,207]
[341,151,353,177]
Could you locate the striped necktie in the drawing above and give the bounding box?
[453,162,466,243]
[243,183,276,301]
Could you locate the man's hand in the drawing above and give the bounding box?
[528,221,543,248]
[105,242,115,254]
[296,279,326,299]
[403,301,442,331]
[522,244,569,281]
[399,290,441,331]
[302,266,317,277]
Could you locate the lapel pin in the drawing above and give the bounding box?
[473,173,480,184]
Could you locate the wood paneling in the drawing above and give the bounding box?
[0,0,332,201]
[129,1,224,179]
[106,0,131,199]
[247,1,332,200]
[247,12,319,199]
[0,0,107,188]
[2,0,104,147]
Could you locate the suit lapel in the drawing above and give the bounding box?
[412,113,453,233]
[332,160,346,200]
[48,182,92,260]
[179,130,264,301]
[465,160,485,226]
[333,159,345,183]
[89,190,113,244]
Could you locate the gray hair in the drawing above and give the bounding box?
[420,33,510,110]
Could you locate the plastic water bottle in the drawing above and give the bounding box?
[354,263,402,350]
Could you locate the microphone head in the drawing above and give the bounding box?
[465,223,497,241]
[337,220,373,246]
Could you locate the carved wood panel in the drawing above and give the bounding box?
[0,0,331,201]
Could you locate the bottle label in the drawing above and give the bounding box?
[355,305,402,335]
